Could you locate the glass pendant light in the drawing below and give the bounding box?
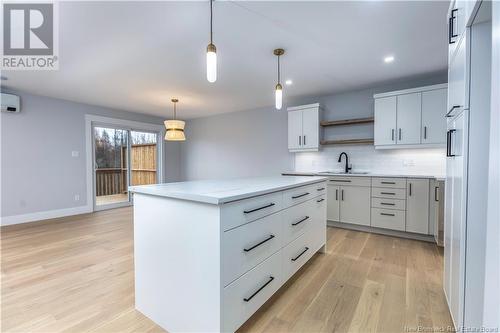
[164,99,186,141]
[206,0,217,83]
[273,48,285,110]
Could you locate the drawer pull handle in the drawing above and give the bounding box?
[381,181,396,184]
[380,202,395,206]
[435,186,439,202]
[380,192,395,195]
[380,213,395,217]
[330,179,351,183]
[243,276,275,302]
[243,235,275,252]
[317,187,325,191]
[317,198,325,203]
[291,247,310,262]
[292,192,310,199]
[292,216,309,226]
[243,203,275,214]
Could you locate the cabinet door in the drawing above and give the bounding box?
[374,97,397,146]
[422,89,447,144]
[302,107,319,149]
[288,110,303,150]
[397,93,422,145]
[326,185,340,222]
[406,179,430,234]
[339,186,370,226]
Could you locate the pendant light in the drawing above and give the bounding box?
[206,0,217,83]
[164,99,186,141]
[273,48,285,110]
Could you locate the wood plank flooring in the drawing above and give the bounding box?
[1,207,453,332]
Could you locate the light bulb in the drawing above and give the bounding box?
[206,44,217,83]
[275,83,283,110]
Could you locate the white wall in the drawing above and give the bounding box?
[0,90,181,221]
[181,72,447,180]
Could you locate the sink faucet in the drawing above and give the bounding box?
[338,152,352,174]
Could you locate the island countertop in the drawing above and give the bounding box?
[129,176,327,205]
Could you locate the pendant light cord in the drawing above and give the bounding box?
[277,55,281,84]
[210,0,213,44]
[173,102,177,120]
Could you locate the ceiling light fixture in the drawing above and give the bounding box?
[164,98,186,141]
[384,55,395,63]
[206,0,217,83]
[285,79,293,86]
[274,48,285,110]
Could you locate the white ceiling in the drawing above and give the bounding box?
[2,1,449,119]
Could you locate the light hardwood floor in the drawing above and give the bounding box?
[1,207,453,333]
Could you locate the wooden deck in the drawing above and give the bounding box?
[1,207,453,332]
[95,193,129,206]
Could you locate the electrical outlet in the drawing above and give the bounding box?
[74,194,80,202]
[71,151,79,157]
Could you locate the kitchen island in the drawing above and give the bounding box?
[129,176,328,332]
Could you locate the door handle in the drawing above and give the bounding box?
[303,135,306,146]
[434,186,439,202]
[424,126,427,140]
[409,183,412,196]
[391,129,395,141]
[299,135,301,146]
[448,129,457,157]
[341,189,344,201]
[335,189,338,201]
[398,128,402,141]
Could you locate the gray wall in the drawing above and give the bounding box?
[0,90,181,218]
[181,72,447,180]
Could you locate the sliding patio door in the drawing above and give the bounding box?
[93,126,159,210]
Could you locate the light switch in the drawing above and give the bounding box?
[71,151,79,157]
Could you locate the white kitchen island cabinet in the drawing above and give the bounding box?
[129,176,327,333]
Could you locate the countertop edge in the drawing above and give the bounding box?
[282,172,444,180]
[130,176,328,205]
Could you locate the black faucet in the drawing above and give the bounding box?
[338,152,352,174]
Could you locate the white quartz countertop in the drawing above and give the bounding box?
[282,171,445,181]
[129,176,328,205]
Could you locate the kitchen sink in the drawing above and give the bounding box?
[317,171,369,175]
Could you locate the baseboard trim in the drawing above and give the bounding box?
[327,221,436,243]
[1,205,93,227]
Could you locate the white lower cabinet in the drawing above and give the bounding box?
[327,183,370,226]
[371,208,406,231]
[327,185,340,221]
[406,179,430,234]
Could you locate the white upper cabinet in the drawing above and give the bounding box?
[287,104,320,152]
[374,97,397,146]
[374,84,448,149]
[397,93,422,145]
[422,89,448,144]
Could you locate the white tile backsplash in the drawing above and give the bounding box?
[294,145,446,177]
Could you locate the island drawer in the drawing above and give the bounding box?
[222,211,282,286]
[223,251,282,333]
[221,191,283,231]
[328,177,371,187]
[282,183,320,208]
[282,199,315,244]
[371,208,405,231]
[371,197,406,211]
[371,187,406,200]
[371,177,406,189]
[282,229,316,282]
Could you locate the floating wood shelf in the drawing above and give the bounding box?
[320,138,374,145]
[320,117,374,127]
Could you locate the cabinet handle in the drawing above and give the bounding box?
[299,135,301,146]
[291,247,309,262]
[434,186,439,202]
[409,183,412,196]
[303,135,306,146]
[446,130,451,156]
[243,276,275,302]
[243,235,275,252]
[392,129,395,141]
[292,192,309,199]
[317,187,325,191]
[449,9,458,44]
[448,129,457,157]
[330,179,351,183]
[398,128,402,141]
[446,105,461,118]
[335,189,338,201]
[341,189,344,201]
[381,212,395,217]
[424,126,427,140]
[381,192,395,195]
[317,198,325,203]
[381,202,395,206]
[243,203,275,214]
[381,181,396,184]
[292,216,309,226]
